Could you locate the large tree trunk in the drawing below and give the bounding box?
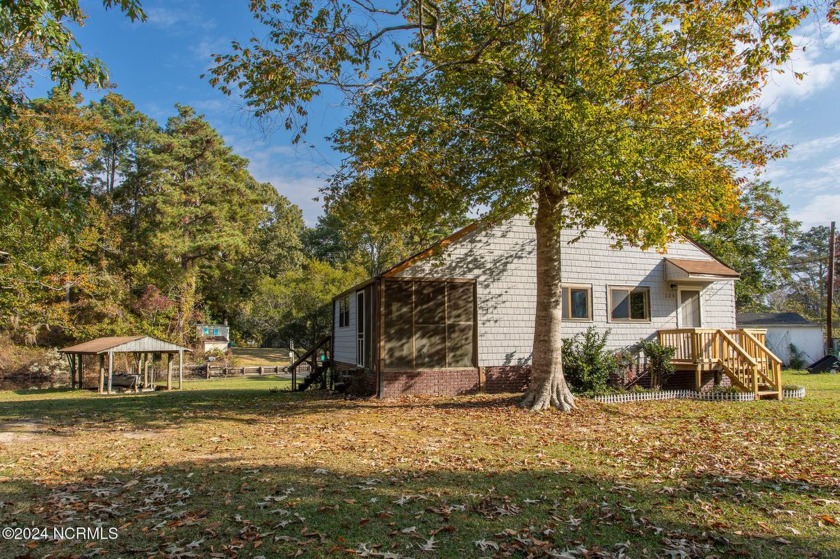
[521,188,575,411]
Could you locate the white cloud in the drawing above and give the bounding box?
[759,23,840,112]
[236,142,333,225]
[790,194,840,228]
[790,133,840,159]
[188,36,233,72]
[146,6,216,32]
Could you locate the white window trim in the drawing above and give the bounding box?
[676,286,703,328]
[338,296,351,328]
[356,291,365,366]
[562,284,594,322]
[608,285,652,323]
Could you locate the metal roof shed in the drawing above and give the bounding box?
[60,336,192,394]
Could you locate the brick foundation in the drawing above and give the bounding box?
[663,370,731,391]
[379,368,480,398]
[484,365,530,393]
[333,362,377,396]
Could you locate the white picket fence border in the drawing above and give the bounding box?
[783,386,806,399]
[593,390,693,404]
[694,390,755,402]
[591,387,807,404]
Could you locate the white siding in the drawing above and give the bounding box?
[333,293,357,364]
[763,326,824,366]
[395,216,737,367]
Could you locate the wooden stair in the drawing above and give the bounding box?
[288,336,332,391]
[660,328,783,400]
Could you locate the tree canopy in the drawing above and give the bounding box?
[694,181,799,311]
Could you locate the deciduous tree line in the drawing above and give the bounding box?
[1,1,837,407]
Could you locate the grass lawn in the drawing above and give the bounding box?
[0,372,838,558]
[232,347,292,367]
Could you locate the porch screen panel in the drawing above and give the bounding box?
[414,282,447,369]
[384,281,414,369]
[383,279,476,370]
[446,282,475,367]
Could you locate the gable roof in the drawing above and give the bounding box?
[61,335,191,355]
[332,218,741,301]
[382,222,481,278]
[737,312,821,328]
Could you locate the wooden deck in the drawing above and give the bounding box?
[658,328,783,399]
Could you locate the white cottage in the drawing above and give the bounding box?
[332,216,783,399]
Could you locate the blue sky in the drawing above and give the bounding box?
[54,0,840,228]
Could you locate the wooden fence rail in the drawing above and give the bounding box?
[185,364,298,379]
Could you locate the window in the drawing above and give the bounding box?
[338,296,350,328]
[562,285,592,321]
[383,279,476,370]
[610,287,650,321]
[356,292,365,366]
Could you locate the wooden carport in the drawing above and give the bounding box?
[60,336,192,394]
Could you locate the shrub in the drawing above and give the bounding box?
[637,339,676,389]
[562,327,617,395]
[787,344,807,370]
[0,338,70,389]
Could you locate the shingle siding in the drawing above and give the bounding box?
[333,294,357,365]
[395,216,736,367]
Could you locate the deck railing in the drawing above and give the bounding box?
[658,328,781,399]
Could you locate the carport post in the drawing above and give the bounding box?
[144,353,150,389]
[108,351,114,394]
[178,349,183,389]
[98,354,104,394]
[68,354,76,389]
[167,353,173,391]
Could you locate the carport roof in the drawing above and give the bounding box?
[60,336,191,355]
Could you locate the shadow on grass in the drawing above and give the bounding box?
[0,459,837,558]
[0,383,533,433]
[0,383,350,431]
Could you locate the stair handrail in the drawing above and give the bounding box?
[739,330,783,366]
[289,336,332,372]
[739,329,782,392]
[716,329,758,367]
[714,329,758,391]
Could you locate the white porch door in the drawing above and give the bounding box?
[678,289,701,328]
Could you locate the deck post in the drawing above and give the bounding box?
[98,354,105,394]
[178,349,183,389]
[694,365,702,391]
[108,351,114,394]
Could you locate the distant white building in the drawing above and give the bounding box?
[737,312,823,367]
[196,324,230,353]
